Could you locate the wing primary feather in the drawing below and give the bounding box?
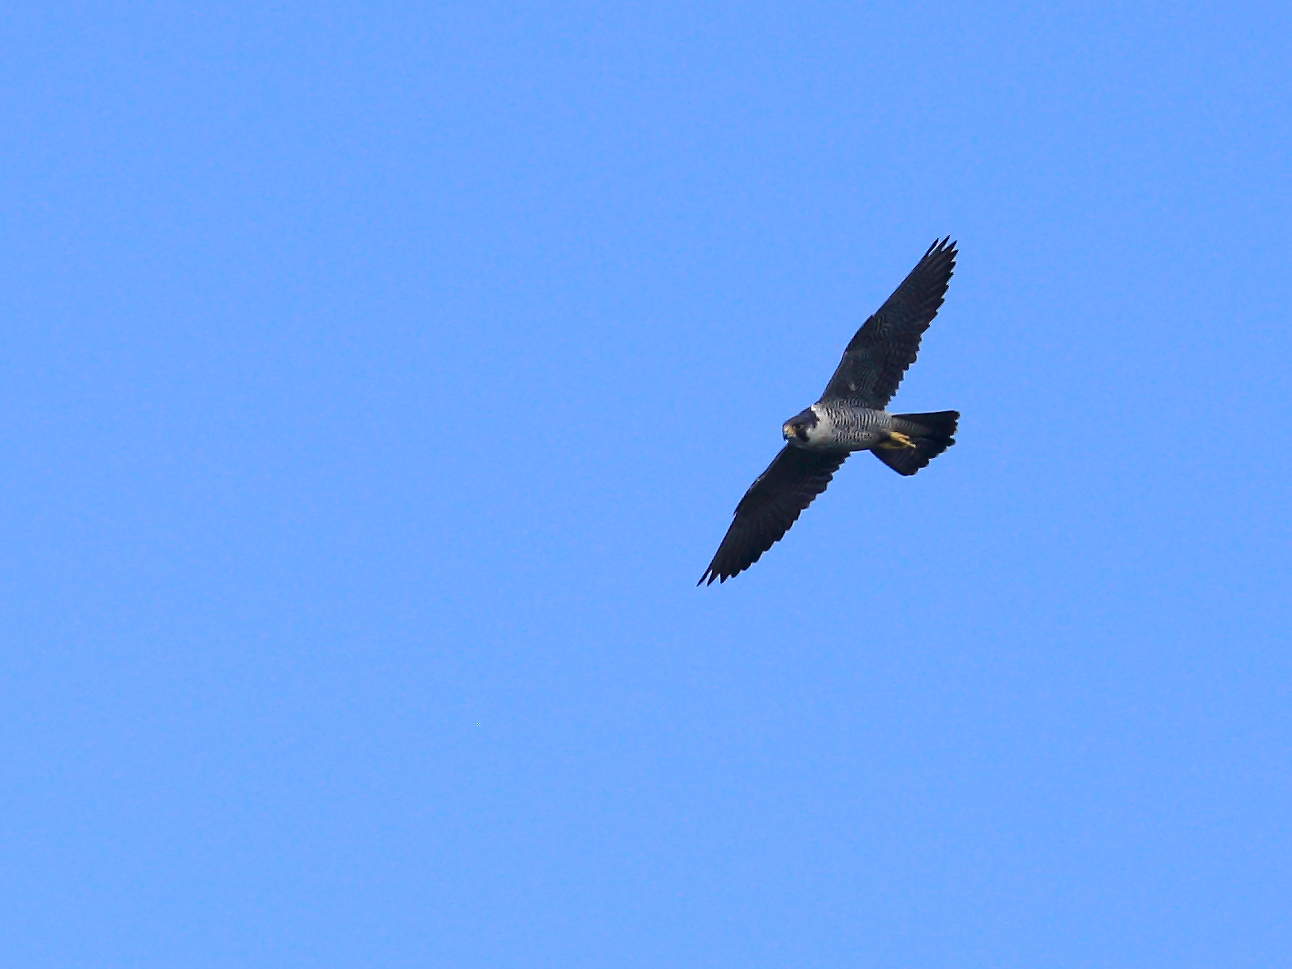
[698,446,848,585]
[820,238,957,408]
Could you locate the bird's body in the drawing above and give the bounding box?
[789,400,895,452]
[699,238,961,585]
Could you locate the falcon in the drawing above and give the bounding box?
[699,238,960,585]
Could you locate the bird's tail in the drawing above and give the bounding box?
[872,411,959,476]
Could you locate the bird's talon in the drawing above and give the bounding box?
[880,432,917,450]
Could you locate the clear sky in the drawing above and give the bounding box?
[3,2,1290,966]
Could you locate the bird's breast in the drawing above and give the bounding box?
[811,402,892,451]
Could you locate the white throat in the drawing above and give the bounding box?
[801,404,835,448]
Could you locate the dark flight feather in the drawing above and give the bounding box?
[699,446,848,585]
[871,410,960,476]
[821,238,957,408]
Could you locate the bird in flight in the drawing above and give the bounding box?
[699,238,960,585]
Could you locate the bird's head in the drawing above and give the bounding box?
[782,407,819,445]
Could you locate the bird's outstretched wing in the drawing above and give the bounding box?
[699,446,848,585]
[821,237,957,408]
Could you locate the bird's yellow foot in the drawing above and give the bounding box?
[878,431,917,450]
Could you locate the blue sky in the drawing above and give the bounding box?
[2,2,1290,966]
